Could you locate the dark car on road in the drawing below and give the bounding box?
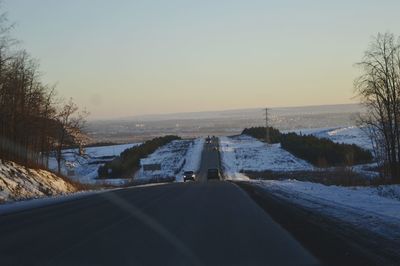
[183,171,196,182]
[207,168,221,180]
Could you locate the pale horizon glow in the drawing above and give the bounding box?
[4,0,400,119]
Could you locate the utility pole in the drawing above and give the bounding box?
[265,108,270,145]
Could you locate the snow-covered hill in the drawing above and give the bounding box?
[136,138,204,182]
[285,126,372,151]
[220,135,313,180]
[0,159,78,203]
[48,142,140,184]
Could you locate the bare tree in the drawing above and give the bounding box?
[0,6,89,172]
[355,33,400,182]
[54,98,88,174]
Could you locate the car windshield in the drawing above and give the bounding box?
[1,2,399,266]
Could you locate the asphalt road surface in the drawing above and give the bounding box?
[0,138,319,266]
[197,137,221,182]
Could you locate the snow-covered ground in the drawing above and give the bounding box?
[48,143,140,184]
[136,138,204,182]
[220,135,313,180]
[0,159,78,203]
[253,179,400,241]
[219,126,399,241]
[176,138,204,182]
[285,126,373,151]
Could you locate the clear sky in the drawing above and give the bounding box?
[3,0,400,119]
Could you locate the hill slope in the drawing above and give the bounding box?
[0,159,78,203]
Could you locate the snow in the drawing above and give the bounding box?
[217,125,399,241]
[0,143,143,204]
[349,163,379,178]
[136,140,190,180]
[136,138,204,182]
[46,139,203,185]
[219,135,313,180]
[253,179,400,241]
[48,143,140,184]
[0,159,77,203]
[176,138,205,182]
[286,126,373,151]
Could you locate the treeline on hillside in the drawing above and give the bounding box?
[98,135,181,179]
[281,133,373,167]
[242,127,281,144]
[0,12,86,171]
[242,127,373,167]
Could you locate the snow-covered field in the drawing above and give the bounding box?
[221,127,375,178]
[285,126,373,151]
[0,159,77,203]
[136,138,204,182]
[45,138,203,185]
[220,126,399,241]
[48,143,140,184]
[220,135,313,180]
[253,179,400,241]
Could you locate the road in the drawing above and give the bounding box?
[197,137,221,182]
[0,138,319,266]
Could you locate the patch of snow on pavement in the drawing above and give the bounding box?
[254,179,400,241]
[220,135,313,180]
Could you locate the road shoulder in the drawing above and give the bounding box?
[235,181,400,266]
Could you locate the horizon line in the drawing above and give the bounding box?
[88,102,362,122]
